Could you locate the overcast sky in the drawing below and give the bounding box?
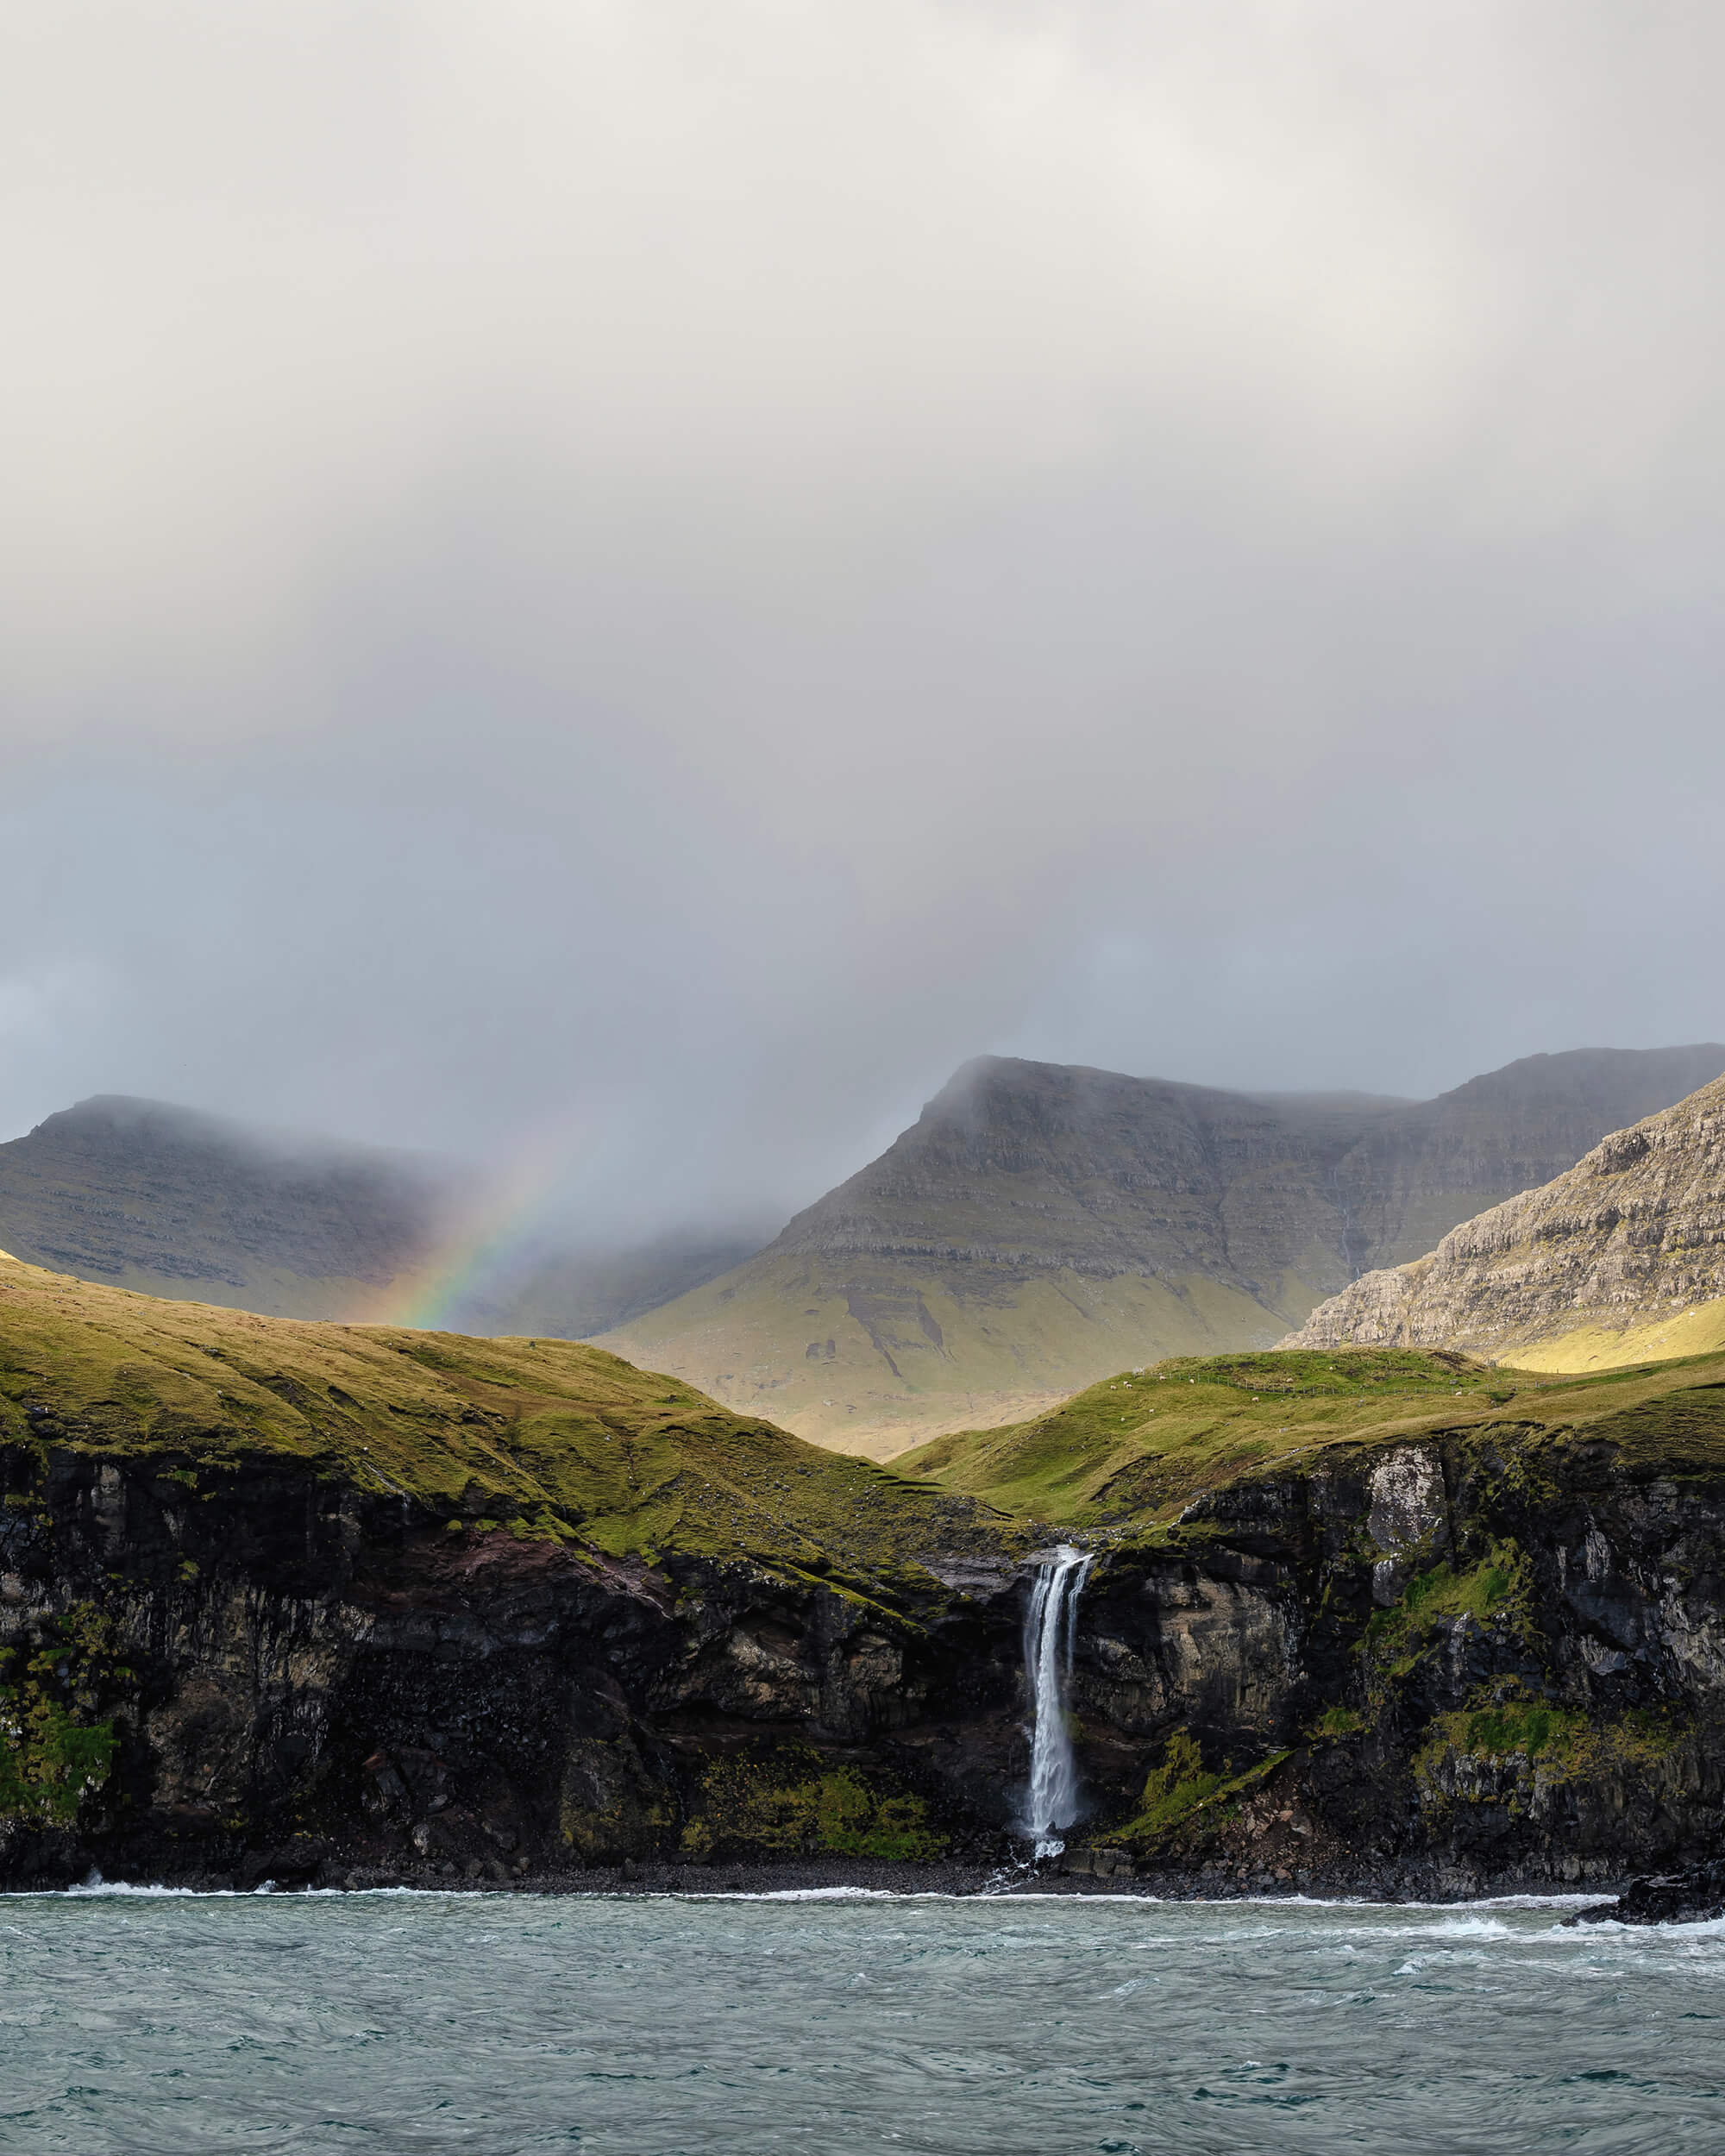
[3,2,1723,1239]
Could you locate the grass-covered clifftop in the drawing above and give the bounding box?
[15,1244,1725,1570]
[14,1254,1725,1891]
[0,1253,1005,1590]
[895,1344,1725,1529]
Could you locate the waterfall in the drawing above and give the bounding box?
[1019,1544,1093,1851]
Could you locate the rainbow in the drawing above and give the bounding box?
[374,1108,598,1332]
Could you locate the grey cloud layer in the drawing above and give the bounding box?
[3,3,1722,1238]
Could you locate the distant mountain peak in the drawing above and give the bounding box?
[605,1044,1725,1453]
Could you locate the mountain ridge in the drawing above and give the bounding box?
[0,1095,465,1317]
[1286,1071,1725,1367]
[0,1095,759,1334]
[602,1043,1725,1451]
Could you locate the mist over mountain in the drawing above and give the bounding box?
[7,7,1725,1249]
[0,1097,463,1319]
[603,1044,1725,1453]
[0,1097,757,1335]
[7,1043,1720,1444]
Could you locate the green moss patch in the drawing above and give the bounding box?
[1114,1731,1291,1850]
[679,1751,946,1862]
[1412,1679,1682,1796]
[0,1605,123,1825]
[1308,1705,1365,1739]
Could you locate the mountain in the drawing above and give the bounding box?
[11,1244,1725,1899]
[1318,1044,1725,1271]
[1286,1072,1725,1368]
[0,1095,467,1319]
[0,1095,759,1333]
[600,1045,1725,1454]
[449,1231,772,1340]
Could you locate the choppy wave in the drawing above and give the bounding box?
[7,1889,1725,2153]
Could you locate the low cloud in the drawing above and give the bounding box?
[3,3,1722,1238]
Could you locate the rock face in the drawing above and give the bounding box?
[0,1446,1026,1889]
[1287,1074,1725,1366]
[9,1345,1725,1896]
[1571,1860,1725,1927]
[605,1047,1725,1450]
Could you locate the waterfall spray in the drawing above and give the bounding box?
[1019,1544,1093,1851]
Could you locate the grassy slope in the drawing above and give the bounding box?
[0,1255,1007,1593]
[16,1247,1723,1592]
[600,1252,1317,1458]
[895,1344,1725,1529]
[1506,1294,1725,1375]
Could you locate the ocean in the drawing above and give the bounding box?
[3,1886,1721,2153]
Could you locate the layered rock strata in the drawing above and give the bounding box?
[605,1046,1725,1448]
[1287,1075,1725,1363]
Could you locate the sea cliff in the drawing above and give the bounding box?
[6,1257,1725,1895]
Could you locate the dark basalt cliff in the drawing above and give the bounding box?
[9,1356,1725,1897]
[0,1444,1025,1890]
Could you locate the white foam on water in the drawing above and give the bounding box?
[682,1886,926,1902]
[63,1877,223,1898]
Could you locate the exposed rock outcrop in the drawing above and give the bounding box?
[1286,1075,1725,1363]
[1570,1860,1725,1926]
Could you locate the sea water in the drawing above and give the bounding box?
[3,1888,1723,2153]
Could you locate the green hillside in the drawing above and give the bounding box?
[603,1250,1307,1460]
[0,1252,1004,1589]
[13,1246,1725,1583]
[895,1344,1725,1530]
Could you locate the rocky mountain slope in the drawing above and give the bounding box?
[9,1251,1725,1898]
[603,1046,1725,1451]
[0,1095,756,1333]
[0,1096,466,1319]
[1287,1074,1725,1369]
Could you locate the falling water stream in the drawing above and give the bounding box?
[1020,1543,1093,1851]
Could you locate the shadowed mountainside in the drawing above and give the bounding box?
[0,1096,466,1319]
[0,1096,759,1332]
[603,1046,1725,1452]
[1288,1072,1725,1370]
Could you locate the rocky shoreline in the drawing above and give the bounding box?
[0,1839,1635,1907]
